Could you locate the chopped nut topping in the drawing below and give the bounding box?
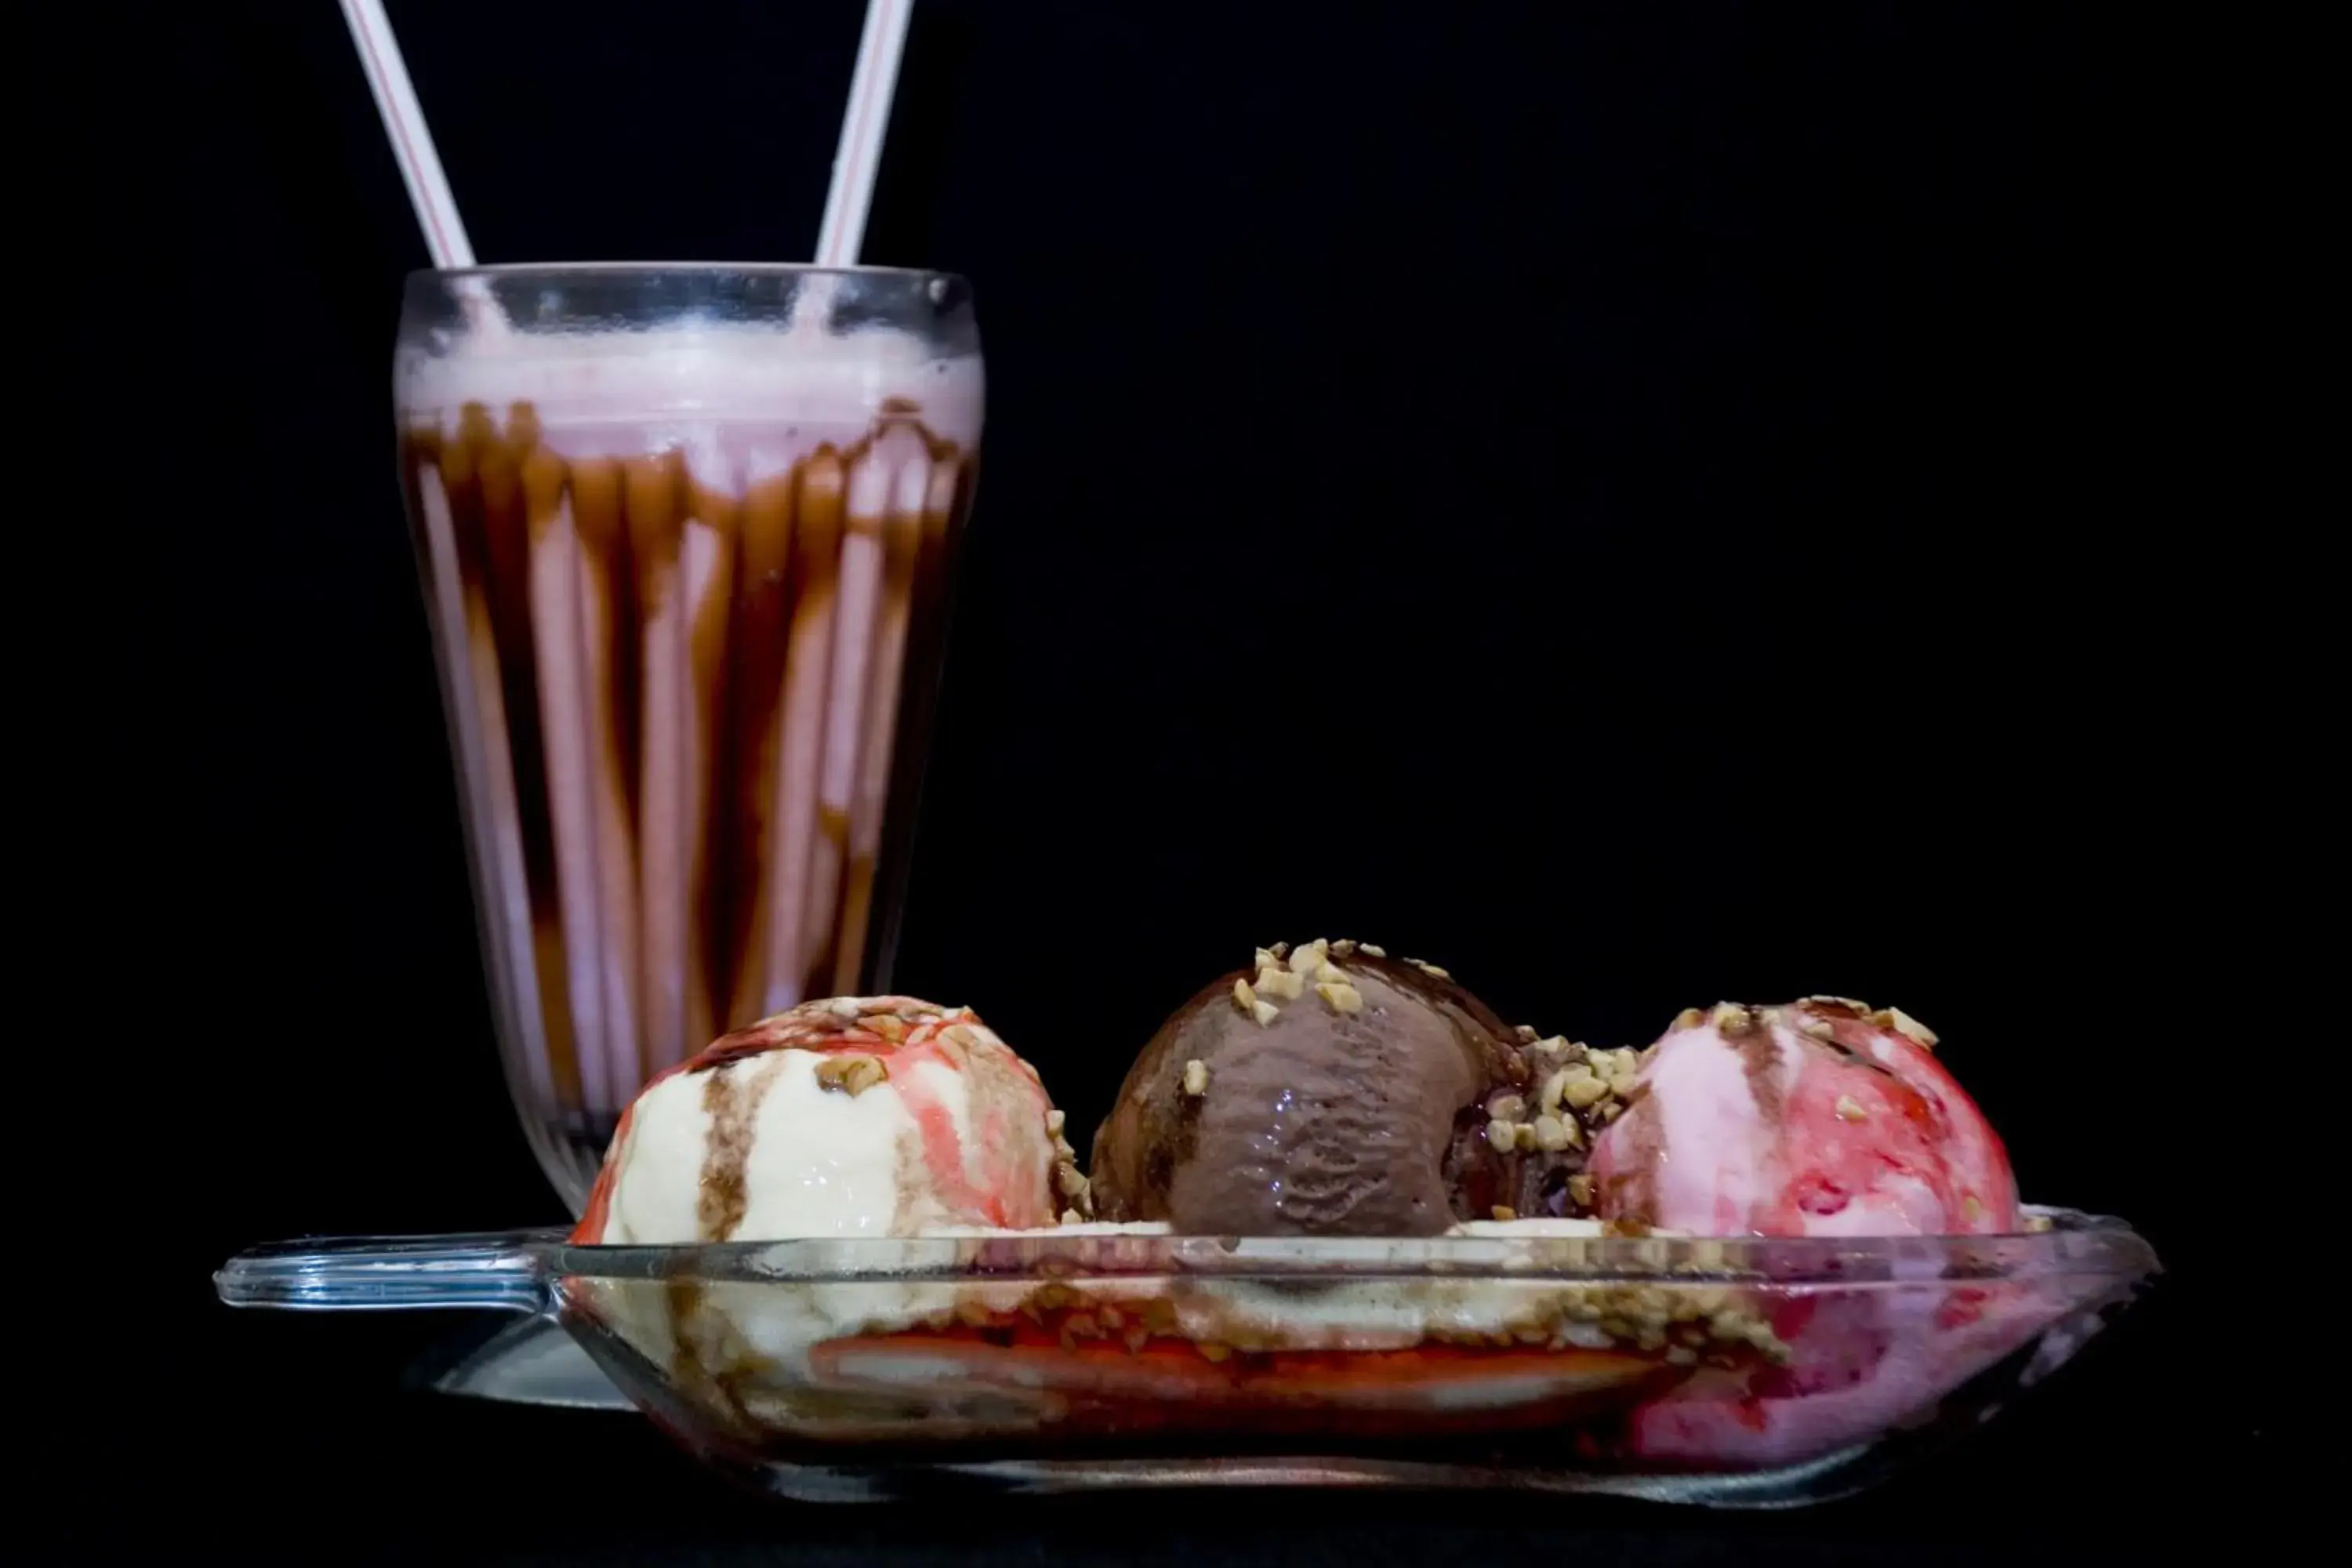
[1514,1123,1540,1152]
[860,1014,908,1043]
[1608,1070,1640,1099]
[1540,1069,1570,1112]
[1059,1208,1082,1226]
[1255,965,1304,1000]
[1486,1118,1517,1152]
[1359,943,1387,958]
[1796,1015,1836,1042]
[1409,959,1451,979]
[828,996,864,1018]
[1600,1100,1625,1121]
[1835,1094,1868,1122]
[1046,1109,1066,1137]
[1316,980,1365,1014]
[1181,1058,1210,1097]
[1254,947,1279,971]
[1055,1162,1089,1198]
[1232,977,1258,1014]
[1532,1114,1570,1152]
[1514,1024,1539,1042]
[1560,1116,1585,1149]
[815,1053,888,1096]
[1491,1205,1518,1221]
[1486,1091,1528,1123]
[944,1024,981,1051]
[1252,999,1279,1026]
[1708,1002,1753,1034]
[1806,995,1872,1014]
[1269,941,1290,960]
[2023,1213,2054,1233]
[1330,938,1358,956]
[1567,1174,1595,1208]
[1562,1070,1609,1109]
[1671,1007,1706,1031]
[1871,1006,1939,1049]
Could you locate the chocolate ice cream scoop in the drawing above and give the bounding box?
[1090,940,1602,1236]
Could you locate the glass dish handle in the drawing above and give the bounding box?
[214,1230,561,1313]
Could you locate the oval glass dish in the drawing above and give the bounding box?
[216,1207,2154,1507]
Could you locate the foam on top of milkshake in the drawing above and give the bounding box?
[396,315,983,437]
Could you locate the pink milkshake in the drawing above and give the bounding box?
[396,266,984,1205]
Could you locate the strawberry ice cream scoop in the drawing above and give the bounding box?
[572,996,1080,1243]
[1587,1000,2017,1237]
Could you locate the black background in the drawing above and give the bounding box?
[49,1,2311,1560]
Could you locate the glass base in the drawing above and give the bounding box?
[696,1448,1910,1504]
[408,1315,632,1410]
[405,1322,1912,1508]
[705,1445,1896,1508]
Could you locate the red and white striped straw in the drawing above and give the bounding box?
[336,0,476,270]
[814,0,918,268]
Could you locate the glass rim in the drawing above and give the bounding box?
[218,1207,2159,1308]
[407,261,967,286]
[553,1207,2158,1286]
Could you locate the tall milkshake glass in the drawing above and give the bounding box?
[395,266,984,1210]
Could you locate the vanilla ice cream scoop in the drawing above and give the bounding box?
[1587,999,2017,1237]
[572,996,1079,1243]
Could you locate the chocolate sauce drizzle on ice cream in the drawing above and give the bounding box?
[572,995,1069,1246]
